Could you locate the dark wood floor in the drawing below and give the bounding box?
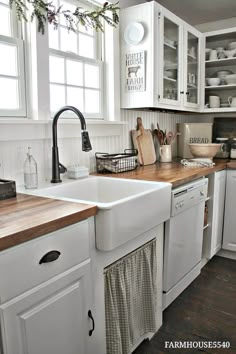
[133,256,236,353]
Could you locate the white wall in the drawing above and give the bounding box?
[0,111,214,186]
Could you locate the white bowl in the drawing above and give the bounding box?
[223,49,236,58]
[228,42,236,49]
[206,77,221,86]
[188,144,221,160]
[225,74,236,85]
[216,70,233,78]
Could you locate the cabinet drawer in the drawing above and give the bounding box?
[0,220,90,302]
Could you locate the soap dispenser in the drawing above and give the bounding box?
[24,147,38,189]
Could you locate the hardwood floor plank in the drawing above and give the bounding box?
[133,256,236,353]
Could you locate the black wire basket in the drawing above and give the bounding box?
[95,149,138,174]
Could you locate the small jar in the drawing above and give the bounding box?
[230,138,236,159]
[215,137,230,158]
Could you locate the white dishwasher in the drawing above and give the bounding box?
[163,178,208,309]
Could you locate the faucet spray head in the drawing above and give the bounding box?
[81,131,92,152]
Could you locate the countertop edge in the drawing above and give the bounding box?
[0,193,97,252]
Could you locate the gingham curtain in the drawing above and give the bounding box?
[104,238,158,354]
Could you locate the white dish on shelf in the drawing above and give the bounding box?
[206,77,221,86]
[124,22,144,45]
[228,42,236,49]
[223,49,236,58]
[225,74,236,84]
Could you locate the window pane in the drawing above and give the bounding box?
[61,26,77,53]
[67,86,84,111]
[78,24,94,36]
[85,64,99,88]
[0,78,18,109]
[60,1,76,27]
[50,56,65,83]
[85,89,99,113]
[0,43,17,76]
[50,84,65,112]
[0,0,11,4]
[0,6,11,36]
[49,25,59,50]
[79,34,94,58]
[66,59,83,86]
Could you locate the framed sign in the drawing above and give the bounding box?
[125,51,146,92]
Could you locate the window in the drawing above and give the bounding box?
[0,0,26,117]
[49,0,103,118]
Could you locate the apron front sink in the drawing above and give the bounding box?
[29,176,171,251]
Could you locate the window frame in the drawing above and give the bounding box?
[0,34,26,117]
[49,48,104,119]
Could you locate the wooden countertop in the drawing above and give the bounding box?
[96,160,227,187]
[0,193,97,252]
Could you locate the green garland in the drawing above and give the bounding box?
[9,0,119,34]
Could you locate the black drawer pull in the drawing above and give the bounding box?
[88,310,95,336]
[39,250,61,264]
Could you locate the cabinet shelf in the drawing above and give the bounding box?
[205,57,236,68]
[187,83,197,89]
[205,84,236,90]
[164,77,177,82]
[203,224,209,230]
[187,54,197,61]
[164,42,177,50]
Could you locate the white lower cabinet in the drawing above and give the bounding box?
[223,169,236,252]
[0,221,95,354]
[202,170,226,260]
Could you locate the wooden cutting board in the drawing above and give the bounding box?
[131,117,156,165]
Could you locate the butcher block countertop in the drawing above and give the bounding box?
[0,193,97,251]
[97,160,228,187]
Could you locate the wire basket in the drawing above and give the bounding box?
[95,149,138,174]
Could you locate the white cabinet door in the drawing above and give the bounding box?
[223,170,236,252]
[183,24,201,110]
[202,171,226,260]
[0,261,94,354]
[211,170,226,256]
[159,7,183,107]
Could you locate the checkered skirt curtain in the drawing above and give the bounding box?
[104,238,158,354]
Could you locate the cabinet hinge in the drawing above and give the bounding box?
[157,94,161,100]
[158,12,161,19]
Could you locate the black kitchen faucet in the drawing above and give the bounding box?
[51,106,92,183]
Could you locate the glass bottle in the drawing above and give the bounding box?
[24,147,38,189]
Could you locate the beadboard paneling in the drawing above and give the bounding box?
[0,110,214,184]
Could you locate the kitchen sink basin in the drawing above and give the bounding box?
[28,176,171,251]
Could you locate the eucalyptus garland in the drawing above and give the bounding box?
[9,0,119,34]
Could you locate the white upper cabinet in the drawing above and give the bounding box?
[120,1,202,112]
[183,24,201,109]
[202,27,236,112]
[158,7,183,107]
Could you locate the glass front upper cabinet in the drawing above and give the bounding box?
[160,9,182,106]
[185,27,200,107]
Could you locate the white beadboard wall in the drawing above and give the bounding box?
[121,109,214,157]
[0,110,214,185]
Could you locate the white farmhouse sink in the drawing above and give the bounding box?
[29,176,171,251]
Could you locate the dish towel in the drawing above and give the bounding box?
[181,158,215,167]
[104,239,158,354]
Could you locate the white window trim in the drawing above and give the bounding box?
[49,48,104,119]
[0,0,121,124]
[0,34,26,117]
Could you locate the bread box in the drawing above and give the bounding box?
[177,123,213,158]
